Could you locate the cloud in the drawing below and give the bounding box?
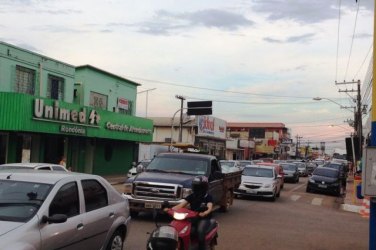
[355,33,372,39]
[39,9,82,15]
[31,25,88,33]
[129,9,254,35]
[251,0,339,24]
[264,33,315,44]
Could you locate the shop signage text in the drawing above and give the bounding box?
[60,125,86,135]
[117,97,129,110]
[106,122,152,134]
[33,99,100,127]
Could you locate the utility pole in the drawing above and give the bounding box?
[295,135,302,159]
[175,95,186,143]
[336,80,362,160]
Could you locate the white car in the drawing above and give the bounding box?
[0,169,131,250]
[0,163,68,172]
[234,165,282,201]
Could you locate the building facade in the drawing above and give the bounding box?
[227,122,290,159]
[0,42,153,175]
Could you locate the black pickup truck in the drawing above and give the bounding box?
[123,153,242,216]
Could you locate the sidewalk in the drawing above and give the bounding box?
[341,176,363,214]
[103,175,126,185]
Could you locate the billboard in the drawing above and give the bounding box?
[196,116,226,139]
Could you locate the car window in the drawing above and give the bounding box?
[37,166,51,170]
[52,166,66,171]
[313,168,339,178]
[49,182,79,218]
[0,180,52,222]
[82,180,108,212]
[243,167,273,178]
[281,164,297,171]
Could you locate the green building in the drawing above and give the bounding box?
[0,42,153,175]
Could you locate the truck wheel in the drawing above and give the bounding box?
[220,190,232,212]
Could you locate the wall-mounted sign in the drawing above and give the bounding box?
[281,138,293,144]
[197,116,226,139]
[105,122,152,135]
[60,125,86,135]
[117,97,129,110]
[33,99,100,127]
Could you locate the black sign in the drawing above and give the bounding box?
[187,101,212,116]
[281,138,292,144]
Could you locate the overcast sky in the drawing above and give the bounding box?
[1,0,374,151]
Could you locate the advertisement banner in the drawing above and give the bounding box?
[197,116,226,139]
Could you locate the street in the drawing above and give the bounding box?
[116,178,369,250]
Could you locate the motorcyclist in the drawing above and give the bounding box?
[164,175,213,250]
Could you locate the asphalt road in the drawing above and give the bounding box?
[115,178,369,250]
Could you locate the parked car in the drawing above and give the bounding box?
[234,165,282,201]
[256,162,285,189]
[306,162,317,175]
[323,162,348,188]
[306,167,342,196]
[0,169,131,250]
[280,163,299,183]
[127,159,151,178]
[0,163,68,172]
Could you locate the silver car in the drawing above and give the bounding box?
[0,163,68,172]
[0,170,131,250]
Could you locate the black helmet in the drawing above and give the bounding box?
[191,175,209,197]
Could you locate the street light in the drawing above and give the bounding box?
[312,97,354,113]
[138,88,156,117]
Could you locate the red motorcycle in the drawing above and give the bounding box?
[147,206,218,250]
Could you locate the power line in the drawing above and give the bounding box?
[354,43,373,79]
[344,0,360,80]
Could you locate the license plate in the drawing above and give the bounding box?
[246,189,257,194]
[145,202,162,209]
[318,184,327,188]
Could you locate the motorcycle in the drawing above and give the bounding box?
[147,202,218,250]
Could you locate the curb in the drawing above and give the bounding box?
[341,203,361,213]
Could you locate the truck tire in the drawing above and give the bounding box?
[220,190,232,212]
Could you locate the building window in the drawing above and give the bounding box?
[90,91,108,109]
[249,128,265,139]
[15,65,35,95]
[47,75,64,100]
[118,101,133,115]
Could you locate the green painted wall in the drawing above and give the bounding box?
[75,66,138,115]
[0,92,153,142]
[0,42,75,102]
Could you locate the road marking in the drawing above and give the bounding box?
[311,198,323,206]
[290,195,301,201]
[288,183,306,193]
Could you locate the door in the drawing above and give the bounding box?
[40,181,86,250]
[208,159,224,204]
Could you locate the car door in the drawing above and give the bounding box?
[79,179,115,249]
[208,159,224,204]
[40,181,86,250]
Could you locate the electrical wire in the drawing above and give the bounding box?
[354,43,373,80]
[344,0,360,80]
[335,0,342,82]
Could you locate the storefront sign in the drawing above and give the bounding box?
[197,116,226,139]
[33,99,100,127]
[105,122,152,135]
[60,125,86,135]
[117,97,129,110]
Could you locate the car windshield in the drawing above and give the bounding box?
[238,161,253,167]
[0,180,52,222]
[243,167,273,178]
[281,164,296,171]
[220,161,235,168]
[324,163,342,170]
[146,157,208,175]
[313,168,338,178]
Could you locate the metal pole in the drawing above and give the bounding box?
[357,80,362,159]
[137,88,156,118]
[369,1,376,249]
[175,95,186,143]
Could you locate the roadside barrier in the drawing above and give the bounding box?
[359,196,370,218]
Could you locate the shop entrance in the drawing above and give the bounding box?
[0,133,8,164]
[44,136,65,164]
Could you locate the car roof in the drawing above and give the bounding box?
[0,163,65,168]
[0,169,95,184]
[245,164,275,170]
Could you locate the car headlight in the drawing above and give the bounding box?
[308,178,315,183]
[264,183,273,188]
[173,212,189,220]
[182,188,192,198]
[124,183,133,194]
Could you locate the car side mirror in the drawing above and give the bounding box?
[136,165,144,173]
[41,214,68,224]
[132,162,137,167]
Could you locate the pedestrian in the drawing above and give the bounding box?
[59,156,66,167]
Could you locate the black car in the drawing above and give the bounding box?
[323,162,348,187]
[306,167,342,196]
[280,163,299,183]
